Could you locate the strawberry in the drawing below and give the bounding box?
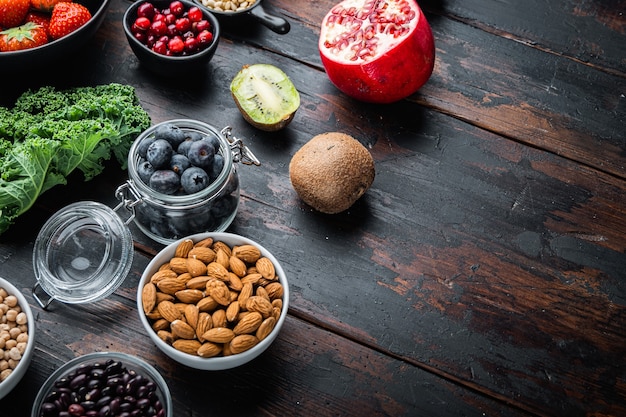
[0,0,31,28]
[30,0,65,13]
[0,22,48,51]
[48,2,91,40]
[25,11,51,37]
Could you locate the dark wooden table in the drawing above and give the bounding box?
[1,0,624,416]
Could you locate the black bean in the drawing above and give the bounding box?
[40,402,58,417]
[69,374,87,390]
[38,359,166,417]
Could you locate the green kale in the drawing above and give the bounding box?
[0,83,151,236]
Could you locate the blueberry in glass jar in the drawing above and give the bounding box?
[180,166,210,194]
[153,122,186,149]
[146,139,173,169]
[123,120,247,244]
[149,170,180,195]
[187,139,215,169]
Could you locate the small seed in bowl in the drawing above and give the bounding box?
[142,238,284,357]
[0,287,29,383]
[201,0,257,12]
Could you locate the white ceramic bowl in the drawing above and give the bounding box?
[0,277,36,400]
[137,232,289,370]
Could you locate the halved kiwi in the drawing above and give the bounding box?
[230,64,300,132]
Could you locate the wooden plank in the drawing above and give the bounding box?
[0,247,530,417]
[418,0,626,77]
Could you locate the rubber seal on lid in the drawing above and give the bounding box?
[32,201,134,309]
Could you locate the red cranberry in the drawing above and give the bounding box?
[137,2,156,19]
[195,19,210,32]
[175,17,190,32]
[169,1,184,16]
[149,20,167,37]
[168,36,185,54]
[187,6,203,22]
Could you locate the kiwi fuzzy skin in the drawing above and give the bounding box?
[289,132,375,214]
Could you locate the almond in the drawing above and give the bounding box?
[212,309,227,328]
[197,296,219,312]
[227,273,243,292]
[174,238,194,258]
[195,312,213,342]
[256,316,276,341]
[212,241,232,257]
[169,257,189,274]
[150,269,178,284]
[215,248,230,270]
[172,339,201,355]
[246,296,274,318]
[184,304,199,330]
[255,257,276,280]
[157,300,182,322]
[186,275,211,290]
[175,289,204,304]
[226,301,240,323]
[233,311,263,335]
[264,282,284,300]
[229,255,248,277]
[229,334,259,354]
[241,273,262,286]
[156,292,175,304]
[197,342,222,358]
[256,286,270,302]
[187,257,207,277]
[206,279,231,306]
[142,283,157,314]
[156,277,187,295]
[188,246,216,264]
[193,237,214,248]
[201,327,235,344]
[238,282,253,309]
[151,318,170,332]
[171,319,196,340]
[157,330,174,344]
[206,262,230,282]
[233,244,261,263]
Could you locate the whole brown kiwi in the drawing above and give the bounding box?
[289,132,375,214]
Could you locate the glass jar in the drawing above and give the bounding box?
[32,120,258,309]
[116,119,259,245]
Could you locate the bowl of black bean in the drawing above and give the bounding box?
[31,352,172,417]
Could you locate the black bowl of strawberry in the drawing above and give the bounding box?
[124,0,220,76]
[0,0,111,73]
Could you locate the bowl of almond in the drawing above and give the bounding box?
[137,232,289,370]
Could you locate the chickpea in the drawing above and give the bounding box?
[0,287,29,385]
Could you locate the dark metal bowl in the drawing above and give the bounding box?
[123,0,221,77]
[0,0,111,72]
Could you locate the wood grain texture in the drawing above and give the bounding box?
[0,0,624,416]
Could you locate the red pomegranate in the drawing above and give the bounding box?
[318,0,435,104]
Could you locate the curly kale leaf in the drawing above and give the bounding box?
[0,83,151,236]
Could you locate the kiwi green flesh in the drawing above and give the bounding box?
[230,64,300,131]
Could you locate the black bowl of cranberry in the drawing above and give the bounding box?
[124,0,220,76]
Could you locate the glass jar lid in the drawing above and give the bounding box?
[32,201,134,309]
